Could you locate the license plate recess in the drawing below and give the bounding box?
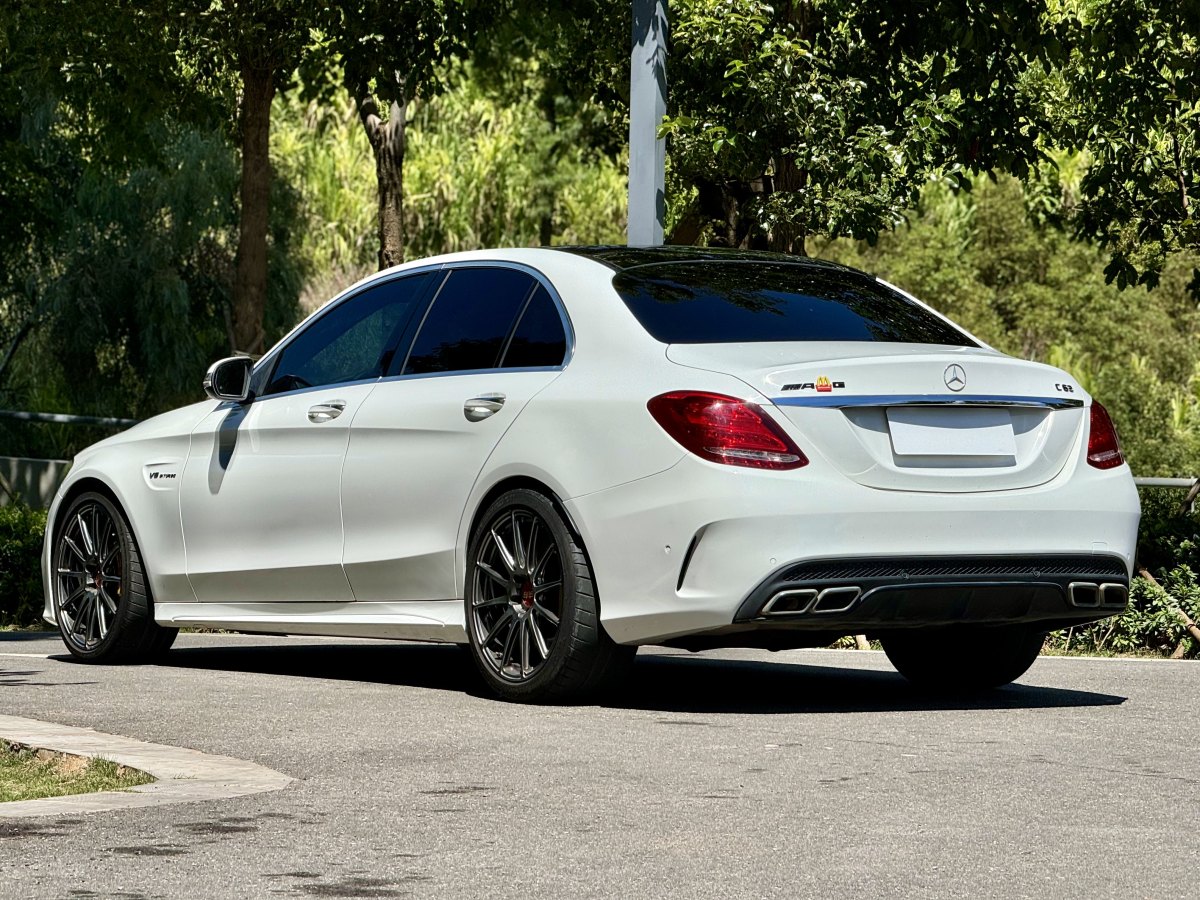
[886,407,1016,457]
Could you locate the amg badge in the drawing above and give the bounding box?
[782,376,846,392]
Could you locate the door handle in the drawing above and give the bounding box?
[464,393,506,422]
[307,400,347,423]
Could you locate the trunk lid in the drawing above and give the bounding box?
[666,342,1086,493]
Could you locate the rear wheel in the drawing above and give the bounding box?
[880,626,1045,693]
[53,491,178,663]
[465,489,633,702]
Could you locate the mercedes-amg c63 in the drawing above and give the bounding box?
[43,247,1140,700]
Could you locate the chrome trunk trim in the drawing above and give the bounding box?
[773,394,1085,410]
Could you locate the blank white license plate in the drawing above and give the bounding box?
[886,407,1016,457]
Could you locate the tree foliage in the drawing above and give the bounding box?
[465,0,627,245]
[663,0,1063,252]
[169,0,324,353]
[0,1,305,454]
[0,0,192,383]
[303,0,627,267]
[0,121,304,459]
[307,0,475,268]
[273,62,626,312]
[1057,0,1200,288]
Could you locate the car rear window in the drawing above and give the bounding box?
[611,262,976,346]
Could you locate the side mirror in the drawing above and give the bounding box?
[203,356,253,402]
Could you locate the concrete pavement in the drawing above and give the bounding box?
[1,631,1196,899]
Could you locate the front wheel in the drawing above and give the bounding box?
[464,489,633,702]
[880,626,1045,693]
[53,491,178,663]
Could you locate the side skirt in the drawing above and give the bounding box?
[154,600,467,643]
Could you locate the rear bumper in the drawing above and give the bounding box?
[735,553,1128,630]
[565,453,1140,646]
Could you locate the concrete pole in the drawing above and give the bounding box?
[628,0,667,246]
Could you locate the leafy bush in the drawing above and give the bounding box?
[1136,487,1200,577]
[1048,570,1198,656]
[1046,488,1199,657]
[0,503,48,628]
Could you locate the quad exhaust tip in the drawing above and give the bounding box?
[761,586,862,617]
[763,582,1127,617]
[1068,582,1128,609]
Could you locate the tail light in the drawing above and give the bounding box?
[647,391,808,470]
[1087,401,1125,469]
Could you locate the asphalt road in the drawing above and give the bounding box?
[1,631,1196,900]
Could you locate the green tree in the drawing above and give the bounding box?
[0,1,305,455]
[663,0,1063,252]
[1058,0,1200,288]
[468,0,627,245]
[309,1,477,269]
[0,0,188,387]
[173,0,320,354]
[271,61,627,305]
[403,61,627,256]
[308,0,627,268]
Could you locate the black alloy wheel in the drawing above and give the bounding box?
[465,489,633,702]
[471,505,564,682]
[53,491,177,662]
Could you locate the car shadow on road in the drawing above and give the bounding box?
[610,653,1127,714]
[148,642,485,694]
[149,642,1126,714]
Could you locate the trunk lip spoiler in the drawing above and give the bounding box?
[771,394,1084,410]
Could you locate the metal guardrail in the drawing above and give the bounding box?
[2,411,137,507]
[1134,477,1199,515]
[1134,477,1197,489]
[0,409,141,428]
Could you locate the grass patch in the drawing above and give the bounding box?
[0,740,154,803]
[1042,646,1171,659]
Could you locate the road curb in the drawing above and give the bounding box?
[0,715,293,819]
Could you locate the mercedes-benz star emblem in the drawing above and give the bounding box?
[944,364,967,392]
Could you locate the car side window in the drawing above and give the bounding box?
[263,273,434,396]
[501,286,567,368]
[402,267,536,375]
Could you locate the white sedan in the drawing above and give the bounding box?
[42,247,1140,701]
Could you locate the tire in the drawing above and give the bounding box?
[52,491,178,663]
[880,626,1045,693]
[464,488,634,702]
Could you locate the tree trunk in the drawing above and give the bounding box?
[538,91,558,246]
[359,90,407,270]
[766,153,808,255]
[0,307,41,389]
[666,179,752,247]
[231,63,276,356]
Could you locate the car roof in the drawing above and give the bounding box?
[553,245,861,275]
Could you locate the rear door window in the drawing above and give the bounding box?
[612,262,975,346]
[501,286,568,368]
[402,267,537,375]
